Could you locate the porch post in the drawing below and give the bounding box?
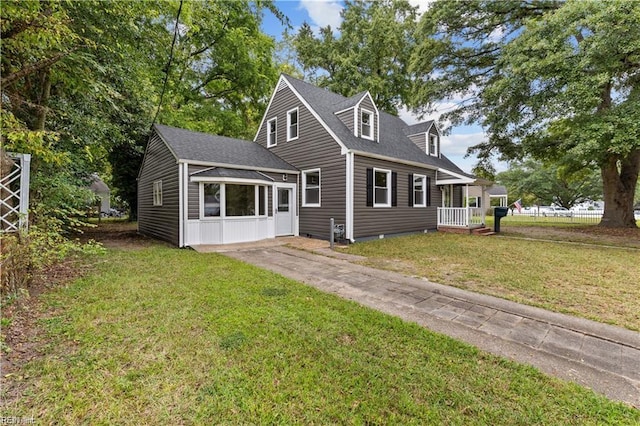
[481,185,487,225]
[465,184,469,227]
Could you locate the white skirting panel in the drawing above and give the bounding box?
[185,217,274,246]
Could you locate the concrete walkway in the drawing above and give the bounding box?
[193,240,640,408]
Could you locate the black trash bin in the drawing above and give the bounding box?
[494,207,509,233]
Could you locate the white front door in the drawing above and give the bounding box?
[275,186,294,236]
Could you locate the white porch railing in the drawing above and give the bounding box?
[437,207,484,228]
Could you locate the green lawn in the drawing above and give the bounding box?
[343,232,640,331]
[2,245,638,423]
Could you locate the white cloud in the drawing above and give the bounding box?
[407,0,434,16]
[299,0,343,31]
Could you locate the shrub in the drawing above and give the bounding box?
[0,217,104,300]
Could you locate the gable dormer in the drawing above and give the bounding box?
[406,121,440,158]
[354,92,379,142]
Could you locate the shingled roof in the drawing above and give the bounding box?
[154,124,297,172]
[282,74,469,176]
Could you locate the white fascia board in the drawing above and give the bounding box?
[137,127,180,180]
[253,75,286,142]
[436,178,474,185]
[282,75,349,152]
[190,177,274,186]
[334,105,355,115]
[437,168,475,183]
[179,160,299,175]
[349,149,438,171]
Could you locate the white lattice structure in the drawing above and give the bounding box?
[1,152,31,232]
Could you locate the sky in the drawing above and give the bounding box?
[260,0,506,174]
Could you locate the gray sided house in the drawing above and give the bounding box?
[138,74,491,247]
[138,124,297,246]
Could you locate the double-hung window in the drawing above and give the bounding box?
[361,109,373,140]
[267,118,277,147]
[153,180,163,206]
[302,169,320,207]
[429,134,438,156]
[413,174,426,207]
[287,107,299,141]
[374,168,391,207]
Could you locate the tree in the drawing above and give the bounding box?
[156,0,281,140]
[292,0,419,115]
[411,0,640,227]
[497,159,602,209]
[2,1,284,220]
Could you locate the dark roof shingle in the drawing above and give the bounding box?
[283,75,468,175]
[154,124,297,172]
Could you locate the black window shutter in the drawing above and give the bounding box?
[366,168,373,207]
[391,171,397,207]
[408,173,414,207]
[426,177,431,206]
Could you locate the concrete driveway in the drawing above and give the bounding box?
[193,238,640,408]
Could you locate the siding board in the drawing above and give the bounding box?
[256,85,346,238]
[138,134,180,245]
[353,155,441,239]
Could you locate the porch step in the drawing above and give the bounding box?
[471,227,495,236]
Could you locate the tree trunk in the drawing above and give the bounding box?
[599,149,640,228]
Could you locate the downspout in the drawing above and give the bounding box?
[346,151,355,242]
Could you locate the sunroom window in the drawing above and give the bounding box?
[226,184,255,216]
[201,183,268,219]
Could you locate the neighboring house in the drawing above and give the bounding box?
[467,185,508,210]
[89,174,111,214]
[138,74,491,247]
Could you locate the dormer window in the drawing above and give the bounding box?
[361,109,373,140]
[267,117,277,147]
[429,134,438,156]
[287,107,299,141]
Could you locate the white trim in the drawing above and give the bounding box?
[350,150,438,171]
[178,164,184,247]
[354,92,380,142]
[429,134,439,157]
[152,180,163,206]
[360,108,374,140]
[334,105,355,115]
[281,75,349,152]
[254,75,287,142]
[190,176,272,186]
[287,107,299,141]
[178,159,298,175]
[274,182,298,236]
[413,174,427,207]
[346,152,355,241]
[436,169,475,184]
[373,168,391,208]
[199,182,269,220]
[301,168,321,207]
[267,117,277,147]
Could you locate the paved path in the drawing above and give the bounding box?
[194,242,640,408]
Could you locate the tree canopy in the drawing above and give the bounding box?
[1,0,282,221]
[292,0,418,115]
[411,0,640,227]
[496,159,602,209]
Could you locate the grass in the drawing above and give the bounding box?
[343,232,640,331]
[3,245,638,423]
